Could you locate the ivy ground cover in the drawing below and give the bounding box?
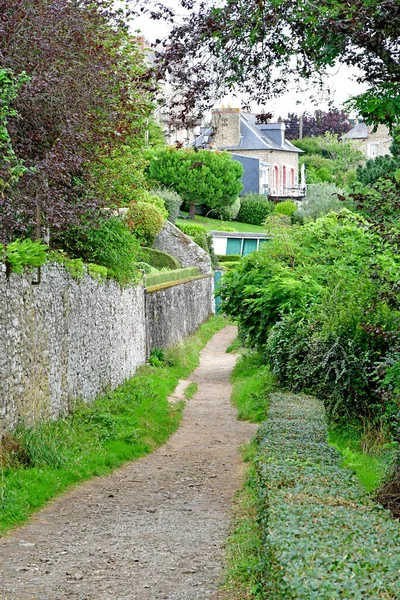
[255,392,400,599]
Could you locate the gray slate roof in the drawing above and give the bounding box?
[210,231,268,239]
[191,113,302,153]
[344,123,369,139]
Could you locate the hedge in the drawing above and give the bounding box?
[145,267,200,288]
[255,392,400,599]
[217,254,241,262]
[138,247,180,270]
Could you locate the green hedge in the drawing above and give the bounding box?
[145,267,200,288]
[217,254,241,262]
[138,247,180,270]
[255,392,400,598]
[236,194,274,225]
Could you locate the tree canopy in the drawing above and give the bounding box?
[149,0,400,129]
[0,0,155,243]
[146,148,243,218]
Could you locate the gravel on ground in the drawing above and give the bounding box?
[0,325,256,600]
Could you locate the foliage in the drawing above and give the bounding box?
[145,267,200,288]
[54,216,141,284]
[237,194,274,225]
[293,183,345,223]
[274,200,297,217]
[1,0,155,242]
[146,147,243,218]
[284,109,351,140]
[176,212,267,233]
[295,134,364,185]
[152,0,400,129]
[0,315,227,535]
[150,187,183,224]
[207,197,241,221]
[127,201,165,247]
[253,392,400,598]
[0,238,47,275]
[217,254,242,263]
[138,247,180,270]
[221,211,400,425]
[356,155,400,186]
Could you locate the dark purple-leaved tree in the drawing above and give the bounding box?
[141,0,400,129]
[0,0,154,244]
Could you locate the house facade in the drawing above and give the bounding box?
[192,108,306,200]
[343,123,393,159]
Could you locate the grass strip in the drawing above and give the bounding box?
[230,350,277,422]
[328,422,398,493]
[184,382,198,400]
[255,392,400,599]
[176,213,267,233]
[0,315,227,536]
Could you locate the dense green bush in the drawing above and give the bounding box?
[274,200,297,217]
[53,217,141,284]
[293,183,345,223]
[127,201,165,246]
[138,247,180,270]
[221,211,400,426]
[356,155,400,186]
[208,197,241,221]
[236,193,274,225]
[150,187,182,224]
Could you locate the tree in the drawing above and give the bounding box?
[0,0,155,244]
[284,110,351,140]
[149,0,400,129]
[146,148,243,218]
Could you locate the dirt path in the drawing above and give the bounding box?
[0,326,256,600]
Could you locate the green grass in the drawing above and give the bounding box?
[176,212,267,233]
[328,422,398,493]
[184,382,198,400]
[230,350,277,422]
[0,315,227,536]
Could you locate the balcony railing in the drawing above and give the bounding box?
[262,185,306,199]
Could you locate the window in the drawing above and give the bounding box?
[368,143,379,158]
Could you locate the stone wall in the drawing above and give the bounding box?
[146,275,214,351]
[0,263,214,434]
[153,221,212,275]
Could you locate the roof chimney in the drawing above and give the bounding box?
[211,108,241,148]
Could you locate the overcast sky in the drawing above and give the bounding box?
[132,6,367,119]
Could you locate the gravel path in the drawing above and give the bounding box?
[0,325,256,600]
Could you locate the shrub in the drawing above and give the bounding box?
[151,187,182,224]
[237,194,274,225]
[293,183,345,223]
[217,254,241,262]
[127,201,165,246]
[274,200,297,217]
[54,216,141,284]
[215,226,237,232]
[138,247,180,270]
[210,197,241,221]
[0,238,47,275]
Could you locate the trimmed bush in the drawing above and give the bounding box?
[237,193,274,225]
[151,187,182,224]
[217,254,241,262]
[127,201,165,246]
[138,247,180,270]
[274,200,297,217]
[254,392,400,598]
[210,197,241,221]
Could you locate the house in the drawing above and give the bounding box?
[211,231,269,256]
[343,123,393,159]
[191,108,306,201]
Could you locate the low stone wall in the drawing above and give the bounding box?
[0,263,214,434]
[146,275,214,351]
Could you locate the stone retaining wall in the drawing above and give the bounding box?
[0,263,214,434]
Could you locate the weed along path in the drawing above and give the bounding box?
[0,326,256,600]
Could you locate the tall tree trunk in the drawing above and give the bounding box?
[189,201,195,219]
